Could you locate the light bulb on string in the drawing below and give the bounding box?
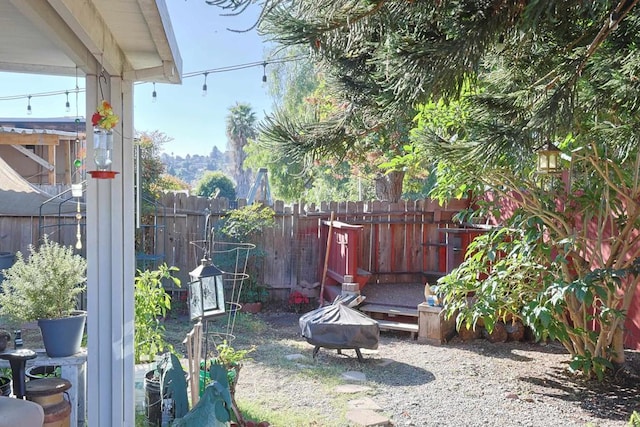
[262,62,267,83]
[152,83,157,103]
[27,95,32,115]
[65,91,71,113]
[202,72,209,97]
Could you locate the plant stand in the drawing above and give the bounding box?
[417,303,456,344]
[0,349,86,426]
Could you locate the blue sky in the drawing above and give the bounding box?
[0,1,274,157]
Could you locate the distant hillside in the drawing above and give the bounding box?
[161,146,228,187]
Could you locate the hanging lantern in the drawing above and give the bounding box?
[536,141,562,174]
[88,100,119,179]
[188,261,225,321]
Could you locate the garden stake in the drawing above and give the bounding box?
[319,211,334,307]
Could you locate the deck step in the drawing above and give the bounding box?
[359,303,418,318]
[376,319,419,334]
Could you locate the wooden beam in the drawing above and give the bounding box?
[48,145,56,184]
[10,145,55,172]
[122,61,180,83]
[64,140,71,184]
[0,133,60,146]
[8,0,100,75]
[0,61,78,77]
[136,0,182,83]
[47,0,130,76]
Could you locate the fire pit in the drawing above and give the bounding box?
[299,303,379,362]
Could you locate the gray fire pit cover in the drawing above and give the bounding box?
[299,303,379,350]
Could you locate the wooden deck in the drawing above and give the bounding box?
[358,303,418,318]
[359,302,419,339]
[377,319,419,338]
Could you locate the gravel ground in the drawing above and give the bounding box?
[208,311,640,427]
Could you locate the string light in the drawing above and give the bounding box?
[202,72,209,97]
[0,55,305,109]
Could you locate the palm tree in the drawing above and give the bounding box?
[225,102,257,198]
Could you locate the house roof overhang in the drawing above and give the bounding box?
[0,0,182,83]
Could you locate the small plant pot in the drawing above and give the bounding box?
[199,367,210,397]
[240,302,262,314]
[144,370,162,426]
[0,376,11,396]
[26,365,60,380]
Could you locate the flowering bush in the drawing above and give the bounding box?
[91,100,119,130]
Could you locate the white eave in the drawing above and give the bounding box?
[0,0,182,84]
[0,125,80,137]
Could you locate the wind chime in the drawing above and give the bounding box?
[71,74,84,250]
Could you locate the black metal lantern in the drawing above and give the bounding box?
[188,261,225,321]
[536,141,562,174]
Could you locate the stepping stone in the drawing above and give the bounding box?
[294,363,311,369]
[342,370,366,382]
[285,353,306,361]
[376,358,394,367]
[346,409,391,426]
[334,384,372,394]
[348,397,381,411]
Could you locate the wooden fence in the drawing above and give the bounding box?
[0,191,475,304]
[152,194,474,302]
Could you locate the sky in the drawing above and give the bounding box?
[0,1,274,158]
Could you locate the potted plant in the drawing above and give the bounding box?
[239,280,268,314]
[0,236,87,357]
[25,365,61,380]
[200,340,254,426]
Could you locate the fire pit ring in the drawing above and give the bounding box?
[299,303,379,363]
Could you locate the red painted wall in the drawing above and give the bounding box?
[484,191,640,350]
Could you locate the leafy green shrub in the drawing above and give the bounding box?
[134,264,180,363]
[239,279,269,304]
[0,236,86,322]
[219,203,275,242]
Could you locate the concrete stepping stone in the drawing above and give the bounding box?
[346,409,392,427]
[285,353,306,361]
[334,384,372,394]
[376,358,394,367]
[341,370,366,382]
[348,397,381,411]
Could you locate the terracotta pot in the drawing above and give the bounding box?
[240,302,262,314]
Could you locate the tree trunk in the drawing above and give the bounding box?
[374,170,404,202]
[611,325,626,365]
